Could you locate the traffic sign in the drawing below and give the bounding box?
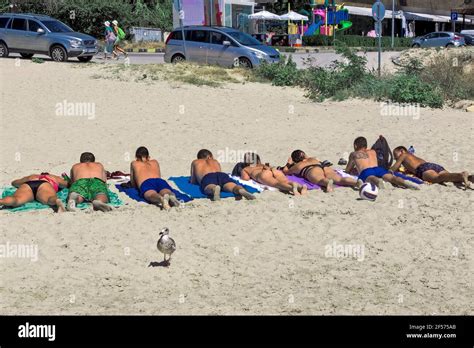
[372,1,386,21]
[451,12,458,21]
[375,21,382,36]
[179,10,185,20]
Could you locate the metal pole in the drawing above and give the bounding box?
[391,0,395,48]
[177,0,187,58]
[378,24,381,77]
[377,2,381,77]
[333,4,336,46]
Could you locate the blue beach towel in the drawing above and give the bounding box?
[115,183,192,203]
[168,176,259,199]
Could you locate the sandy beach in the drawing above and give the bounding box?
[0,59,472,315]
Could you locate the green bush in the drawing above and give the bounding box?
[254,43,448,108]
[254,55,302,87]
[301,45,369,101]
[387,74,444,108]
[0,0,172,38]
[303,34,412,48]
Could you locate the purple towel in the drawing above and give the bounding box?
[286,175,321,190]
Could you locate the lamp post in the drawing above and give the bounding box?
[391,0,395,48]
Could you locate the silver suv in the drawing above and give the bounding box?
[0,13,98,62]
[164,26,280,68]
[411,32,465,48]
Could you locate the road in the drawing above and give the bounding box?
[8,51,401,70]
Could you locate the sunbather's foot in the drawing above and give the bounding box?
[212,185,221,201]
[162,194,171,211]
[238,189,256,200]
[92,200,113,212]
[56,199,65,213]
[403,180,420,190]
[461,171,470,189]
[169,195,180,207]
[291,182,299,196]
[299,184,308,195]
[66,192,80,212]
[326,179,334,193]
[369,177,385,189]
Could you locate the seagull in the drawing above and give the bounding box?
[157,228,176,266]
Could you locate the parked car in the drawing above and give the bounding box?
[411,31,465,48]
[164,26,280,68]
[0,13,98,62]
[460,30,473,46]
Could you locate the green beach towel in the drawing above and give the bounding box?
[1,186,123,212]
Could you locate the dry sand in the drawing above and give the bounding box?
[0,59,472,315]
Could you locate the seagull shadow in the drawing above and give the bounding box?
[148,261,170,268]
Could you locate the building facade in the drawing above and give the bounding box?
[172,0,256,31]
[344,0,473,36]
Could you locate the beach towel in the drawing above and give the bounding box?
[1,186,123,212]
[394,172,424,185]
[168,176,259,199]
[115,183,193,203]
[285,169,358,190]
[286,175,322,190]
[230,175,278,192]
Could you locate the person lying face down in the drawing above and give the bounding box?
[130,146,180,210]
[67,152,112,212]
[281,150,357,193]
[240,152,307,195]
[391,146,472,189]
[0,173,68,212]
[346,137,419,190]
[190,149,256,201]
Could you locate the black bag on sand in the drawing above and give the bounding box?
[371,135,393,169]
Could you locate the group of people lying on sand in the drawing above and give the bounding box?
[0,137,472,212]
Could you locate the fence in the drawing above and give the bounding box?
[130,27,163,42]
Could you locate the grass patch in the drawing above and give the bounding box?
[92,62,247,87]
[253,44,473,108]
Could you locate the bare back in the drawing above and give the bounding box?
[351,149,378,173]
[131,159,161,187]
[191,158,221,184]
[287,157,320,175]
[401,153,426,173]
[71,162,106,183]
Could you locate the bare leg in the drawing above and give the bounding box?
[204,184,221,201]
[37,188,65,213]
[326,179,334,193]
[67,192,84,211]
[225,183,256,200]
[367,175,386,189]
[299,184,308,195]
[0,185,33,207]
[325,168,358,187]
[424,170,470,188]
[168,194,181,207]
[92,193,112,212]
[313,177,333,192]
[159,189,174,210]
[144,190,166,208]
[383,174,419,190]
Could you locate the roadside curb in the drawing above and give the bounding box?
[125,48,164,53]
